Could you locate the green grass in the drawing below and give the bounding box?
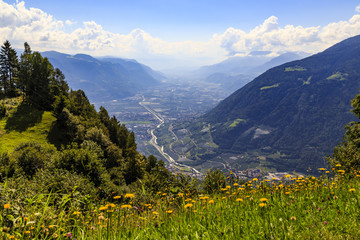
[260,83,280,91]
[0,103,56,153]
[327,72,348,81]
[2,170,360,239]
[229,118,246,128]
[285,66,307,72]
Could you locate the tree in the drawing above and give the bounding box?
[328,92,360,173]
[18,42,32,94]
[0,40,19,97]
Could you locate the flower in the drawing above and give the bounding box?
[349,188,355,192]
[99,206,108,211]
[178,193,184,197]
[208,200,214,204]
[335,164,341,167]
[184,204,193,209]
[236,198,243,202]
[113,196,121,199]
[125,193,135,199]
[4,203,10,209]
[166,210,173,214]
[253,178,258,181]
[233,183,239,187]
[24,231,31,234]
[318,168,326,171]
[73,211,81,215]
[200,196,209,200]
[152,211,159,215]
[259,198,268,202]
[259,203,267,207]
[121,204,132,209]
[290,216,296,221]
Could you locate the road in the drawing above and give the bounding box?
[139,99,202,176]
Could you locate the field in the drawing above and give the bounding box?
[1,168,359,239]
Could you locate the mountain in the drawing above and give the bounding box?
[41,51,162,102]
[196,52,307,93]
[179,35,360,173]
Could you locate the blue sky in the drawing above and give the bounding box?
[1,0,360,69]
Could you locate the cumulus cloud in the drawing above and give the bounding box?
[1,0,360,69]
[356,5,360,13]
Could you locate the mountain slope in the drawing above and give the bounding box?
[192,35,360,172]
[42,51,161,102]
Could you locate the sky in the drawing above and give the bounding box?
[1,0,360,70]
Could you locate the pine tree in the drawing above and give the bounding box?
[0,40,19,97]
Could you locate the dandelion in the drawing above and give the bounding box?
[233,183,239,187]
[200,196,209,200]
[208,200,214,204]
[253,178,258,181]
[285,192,290,195]
[338,170,345,174]
[125,193,135,199]
[335,164,341,167]
[236,198,243,202]
[113,196,121,199]
[166,210,173,214]
[99,206,108,211]
[260,198,268,202]
[349,188,355,192]
[121,204,132,209]
[184,204,193,209]
[226,185,231,189]
[73,211,81,215]
[152,211,159,215]
[284,175,291,178]
[3,203,10,209]
[178,193,184,197]
[318,168,326,171]
[259,203,267,207]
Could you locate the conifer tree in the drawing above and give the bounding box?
[0,40,19,97]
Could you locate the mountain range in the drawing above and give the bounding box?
[166,35,360,173]
[41,51,163,102]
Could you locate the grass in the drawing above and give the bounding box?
[285,66,307,72]
[260,83,280,91]
[327,72,348,81]
[229,118,246,128]
[0,100,56,153]
[1,168,360,239]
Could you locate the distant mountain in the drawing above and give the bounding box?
[42,51,162,102]
[184,35,360,172]
[200,52,307,93]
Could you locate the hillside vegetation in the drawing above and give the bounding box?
[165,35,360,174]
[1,37,360,239]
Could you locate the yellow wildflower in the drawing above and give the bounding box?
[113,196,121,199]
[200,196,209,200]
[121,204,132,209]
[124,193,135,199]
[335,164,341,167]
[260,198,268,202]
[253,178,258,181]
[184,203,193,209]
[4,203,10,209]
[349,188,355,192]
[152,211,159,215]
[178,193,184,197]
[259,203,267,207]
[166,210,173,214]
[208,200,214,204]
[236,198,243,202]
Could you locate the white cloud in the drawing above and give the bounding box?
[356,5,360,13]
[1,1,360,69]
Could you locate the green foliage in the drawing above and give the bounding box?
[0,40,19,97]
[284,66,306,72]
[328,92,360,172]
[260,83,280,90]
[202,169,226,194]
[13,142,55,178]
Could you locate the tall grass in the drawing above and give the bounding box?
[1,169,359,239]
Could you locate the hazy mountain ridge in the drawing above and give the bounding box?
[41,51,161,102]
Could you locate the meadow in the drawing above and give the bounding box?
[1,168,359,239]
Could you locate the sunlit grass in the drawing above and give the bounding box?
[1,168,360,239]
